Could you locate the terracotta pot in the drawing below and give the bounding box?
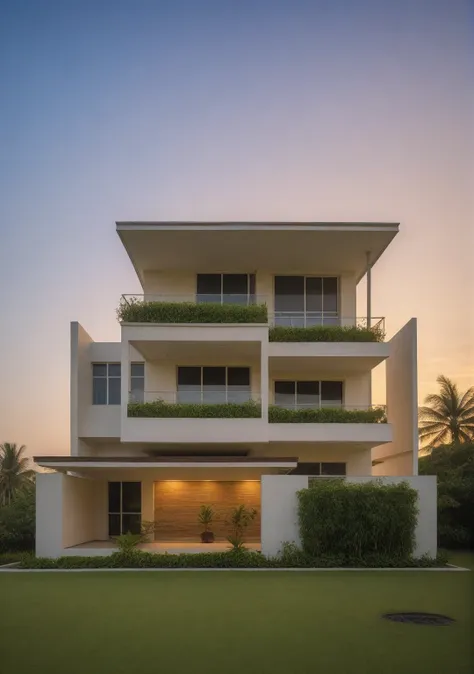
[200,531,215,543]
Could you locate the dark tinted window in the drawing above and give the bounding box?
[108,514,121,537]
[92,377,107,405]
[131,363,144,377]
[203,367,226,387]
[321,462,346,475]
[306,277,323,312]
[108,482,121,512]
[122,514,142,535]
[122,482,141,512]
[227,367,250,387]
[321,381,343,405]
[92,363,107,377]
[323,277,338,312]
[197,274,221,294]
[297,381,320,407]
[274,276,304,312]
[108,377,121,405]
[178,367,201,387]
[292,463,322,475]
[223,274,248,294]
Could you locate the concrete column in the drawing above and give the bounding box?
[366,251,372,326]
[120,335,130,436]
[36,473,64,558]
[260,337,269,421]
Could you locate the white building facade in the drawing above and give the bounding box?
[35,222,434,558]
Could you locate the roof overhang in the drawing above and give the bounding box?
[116,221,399,287]
[34,456,297,470]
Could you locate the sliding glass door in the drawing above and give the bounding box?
[177,366,251,403]
[196,274,256,305]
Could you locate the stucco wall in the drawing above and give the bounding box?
[372,319,418,475]
[261,474,437,558]
[36,473,108,557]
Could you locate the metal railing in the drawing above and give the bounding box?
[269,314,385,331]
[121,293,268,307]
[271,402,386,411]
[129,390,261,405]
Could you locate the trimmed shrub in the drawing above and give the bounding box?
[297,480,418,559]
[128,399,262,419]
[269,325,384,343]
[117,299,268,324]
[18,548,445,569]
[0,486,35,553]
[268,406,387,424]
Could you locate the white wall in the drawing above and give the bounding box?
[36,473,108,557]
[260,474,437,558]
[372,319,418,475]
[71,323,93,455]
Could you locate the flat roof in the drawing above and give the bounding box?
[34,456,298,469]
[116,221,399,287]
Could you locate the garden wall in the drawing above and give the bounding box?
[260,474,437,558]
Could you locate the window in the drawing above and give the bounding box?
[130,363,145,402]
[274,276,339,326]
[196,274,256,305]
[274,380,343,409]
[177,366,251,403]
[108,482,141,536]
[93,363,121,405]
[291,462,347,476]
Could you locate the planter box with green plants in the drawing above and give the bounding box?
[268,406,387,423]
[128,399,262,419]
[269,325,385,342]
[118,298,268,324]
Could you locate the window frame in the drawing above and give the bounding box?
[196,273,256,305]
[92,363,121,406]
[108,482,142,537]
[273,275,340,325]
[176,365,252,403]
[273,379,344,409]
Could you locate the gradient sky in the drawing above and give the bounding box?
[0,0,472,458]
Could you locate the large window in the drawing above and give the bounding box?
[177,366,251,403]
[93,363,145,405]
[274,276,338,326]
[108,482,141,536]
[291,462,347,476]
[92,363,121,405]
[130,363,145,402]
[274,380,343,409]
[196,274,256,305]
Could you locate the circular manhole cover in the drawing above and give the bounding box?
[383,612,455,626]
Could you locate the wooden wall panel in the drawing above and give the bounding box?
[153,481,261,541]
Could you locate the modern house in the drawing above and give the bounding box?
[35,221,428,558]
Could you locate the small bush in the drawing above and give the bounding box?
[0,486,35,553]
[118,299,268,324]
[268,406,387,423]
[128,399,262,419]
[18,548,445,569]
[297,480,418,559]
[269,325,384,343]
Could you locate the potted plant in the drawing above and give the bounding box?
[226,504,257,551]
[198,504,216,543]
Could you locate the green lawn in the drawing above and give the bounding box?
[1,556,473,674]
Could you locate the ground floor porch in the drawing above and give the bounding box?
[65,540,261,556]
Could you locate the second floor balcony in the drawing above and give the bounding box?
[118,294,385,343]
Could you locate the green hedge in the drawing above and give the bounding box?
[118,300,268,324]
[128,400,262,418]
[269,325,384,342]
[0,487,35,553]
[268,406,387,423]
[297,480,418,559]
[19,549,445,569]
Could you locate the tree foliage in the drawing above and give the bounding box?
[419,442,474,549]
[0,443,35,506]
[419,376,474,447]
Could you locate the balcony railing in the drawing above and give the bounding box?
[127,390,262,418]
[268,404,387,423]
[129,389,260,404]
[118,295,268,324]
[268,316,385,342]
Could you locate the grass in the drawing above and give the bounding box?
[0,553,472,674]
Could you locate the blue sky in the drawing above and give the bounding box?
[0,0,472,456]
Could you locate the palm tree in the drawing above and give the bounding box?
[419,376,474,449]
[0,443,35,506]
